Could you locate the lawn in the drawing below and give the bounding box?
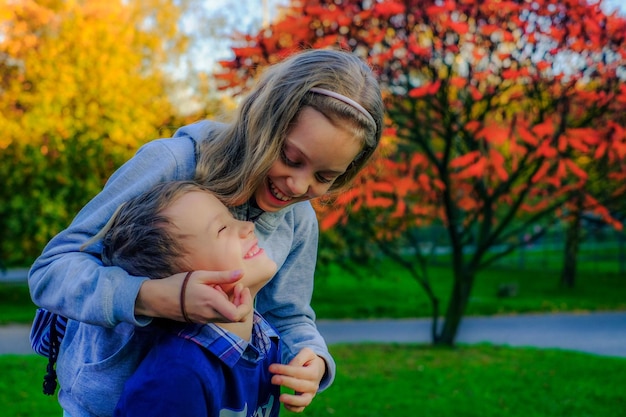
[3,264,625,325]
[310,263,626,319]
[2,259,625,416]
[303,344,626,417]
[3,344,625,417]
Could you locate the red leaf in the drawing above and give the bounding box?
[448,21,469,35]
[556,160,566,179]
[366,195,394,208]
[480,24,499,36]
[231,46,263,58]
[313,35,340,49]
[428,80,441,95]
[531,161,550,183]
[489,149,509,181]
[457,157,487,179]
[408,80,440,98]
[536,61,551,71]
[494,163,509,181]
[373,1,405,16]
[392,199,407,218]
[370,182,395,194]
[425,5,444,18]
[450,151,481,168]
[409,44,431,56]
[568,128,601,145]
[417,173,431,190]
[449,76,467,88]
[532,120,554,138]
[470,85,483,101]
[565,159,588,181]
[465,120,481,133]
[502,69,519,79]
[478,125,508,145]
[395,177,416,197]
[517,125,539,146]
[320,209,343,230]
[595,142,608,159]
[536,143,558,158]
[558,135,567,152]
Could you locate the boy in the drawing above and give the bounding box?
[92,180,280,417]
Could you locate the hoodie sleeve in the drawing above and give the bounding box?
[28,130,199,327]
[254,202,336,391]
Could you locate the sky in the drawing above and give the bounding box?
[184,0,289,72]
[194,0,626,69]
[179,0,626,85]
[171,0,626,113]
[602,0,626,15]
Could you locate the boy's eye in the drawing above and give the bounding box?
[218,226,227,235]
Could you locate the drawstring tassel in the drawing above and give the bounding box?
[42,314,60,395]
[43,360,57,395]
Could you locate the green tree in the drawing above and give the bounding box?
[0,0,185,266]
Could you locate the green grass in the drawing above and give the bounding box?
[0,282,37,325]
[487,242,624,273]
[311,263,626,319]
[3,345,625,417]
[301,344,626,417]
[3,263,625,324]
[0,355,61,417]
[3,259,625,416]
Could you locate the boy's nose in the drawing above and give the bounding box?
[238,221,254,237]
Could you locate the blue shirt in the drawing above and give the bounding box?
[114,312,281,417]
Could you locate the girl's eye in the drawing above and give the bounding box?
[281,149,299,167]
[218,226,227,235]
[315,174,333,184]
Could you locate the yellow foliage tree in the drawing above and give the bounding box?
[0,0,187,266]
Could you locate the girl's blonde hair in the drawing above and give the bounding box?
[195,48,384,206]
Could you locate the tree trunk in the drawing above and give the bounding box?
[435,271,474,346]
[617,224,626,276]
[561,195,584,288]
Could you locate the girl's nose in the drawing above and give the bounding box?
[286,173,312,198]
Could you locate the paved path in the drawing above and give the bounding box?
[0,268,29,283]
[317,311,626,358]
[2,311,625,358]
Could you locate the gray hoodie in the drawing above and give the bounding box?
[28,120,335,416]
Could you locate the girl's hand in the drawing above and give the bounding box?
[136,270,252,323]
[269,348,327,413]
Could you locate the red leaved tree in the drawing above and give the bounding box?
[217,0,626,345]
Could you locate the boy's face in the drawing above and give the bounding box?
[161,191,277,294]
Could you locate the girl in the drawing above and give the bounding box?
[28,48,384,416]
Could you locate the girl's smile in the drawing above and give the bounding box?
[254,107,362,212]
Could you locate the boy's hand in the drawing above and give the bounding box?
[269,348,327,413]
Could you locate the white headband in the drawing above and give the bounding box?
[310,87,376,126]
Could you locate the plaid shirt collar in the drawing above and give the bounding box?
[173,311,279,368]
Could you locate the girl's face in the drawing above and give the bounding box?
[254,107,362,212]
[161,191,277,294]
